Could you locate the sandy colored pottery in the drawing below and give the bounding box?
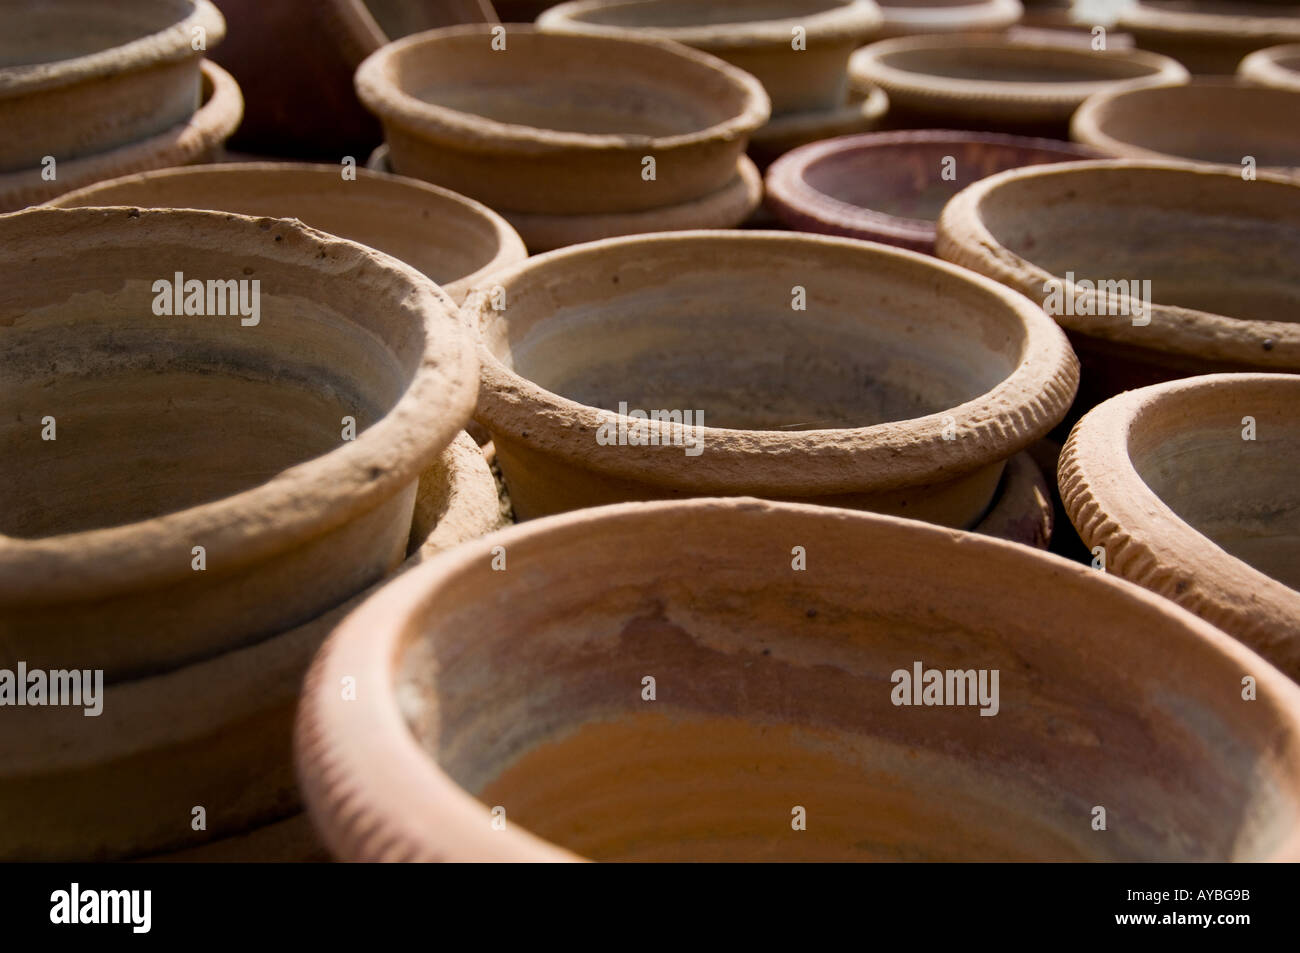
[295,497,1300,861]
[848,33,1188,134]
[0,0,225,173]
[876,0,1022,37]
[765,130,1097,253]
[0,432,504,861]
[1119,1,1300,76]
[0,59,243,213]
[46,163,527,304]
[971,450,1052,548]
[1239,42,1300,92]
[469,230,1077,527]
[747,83,890,169]
[355,24,769,217]
[936,160,1300,410]
[1060,373,1300,684]
[537,0,884,114]
[1071,79,1300,174]
[0,207,477,681]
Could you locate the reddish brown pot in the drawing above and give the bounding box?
[1119,1,1300,76]
[765,129,1097,252]
[1239,42,1300,91]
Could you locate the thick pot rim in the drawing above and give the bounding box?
[1239,43,1300,93]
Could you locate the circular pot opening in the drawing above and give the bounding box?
[558,0,859,30]
[0,0,197,66]
[876,43,1156,82]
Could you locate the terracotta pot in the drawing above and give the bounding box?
[1060,373,1300,684]
[747,83,890,169]
[537,0,884,114]
[876,0,1023,38]
[0,207,477,680]
[1072,79,1300,174]
[1119,1,1300,76]
[847,33,1188,134]
[47,163,527,304]
[0,59,243,213]
[972,450,1052,548]
[936,160,1300,411]
[765,129,1097,253]
[1017,0,1074,30]
[0,0,225,173]
[469,230,1077,527]
[367,144,763,252]
[138,813,329,863]
[295,497,1300,861]
[1239,42,1300,92]
[356,24,769,217]
[0,432,504,861]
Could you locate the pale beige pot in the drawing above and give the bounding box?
[470,230,1078,527]
[295,498,1300,861]
[47,163,527,305]
[0,0,225,173]
[0,59,243,213]
[1060,373,1300,685]
[876,0,1022,38]
[1119,1,1300,76]
[747,83,890,169]
[0,433,504,862]
[936,160,1300,410]
[1239,42,1300,92]
[355,24,770,216]
[537,0,884,114]
[0,208,477,681]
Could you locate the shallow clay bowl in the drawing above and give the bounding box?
[537,0,884,114]
[936,160,1300,408]
[47,164,527,304]
[0,207,477,680]
[469,230,1077,527]
[747,83,890,168]
[0,432,503,862]
[1072,79,1300,174]
[1060,373,1300,685]
[765,130,1097,252]
[355,24,769,216]
[876,0,1022,37]
[1239,42,1300,91]
[1119,1,1300,76]
[848,33,1188,133]
[295,497,1300,861]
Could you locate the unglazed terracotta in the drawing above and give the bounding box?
[936,160,1300,409]
[356,24,769,217]
[537,0,884,114]
[765,130,1097,252]
[0,208,477,680]
[1060,374,1300,684]
[47,164,527,304]
[876,0,1022,38]
[970,450,1052,548]
[1071,79,1300,174]
[139,814,329,863]
[848,33,1188,133]
[295,497,1300,861]
[0,433,504,862]
[1119,1,1300,76]
[0,60,243,213]
[1239,42,1300,92]
[469,230,1077,526]
[747,83,890,169]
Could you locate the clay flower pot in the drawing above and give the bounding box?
[936,160,1300,410]
[295,497,1300,861]
[1239,42,1300,92]
[1119,1,1300,76]
[0,207,477,681]
[537,0,885,114]
[0,0,225,173]
[1071,79,1300,174]
[355,24,769,218]
[1060,374,1300,684]
[876,0,1023,38]
[47,163,527,304]
[0,59,243,213]
[765,129,1097,253]
[469,230,1077,527]
[847,33,1188,134]
[747,83,890,169]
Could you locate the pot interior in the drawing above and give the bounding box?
[877,45,1159,83]
[393,503,1300,861]
[1135,1,1300,17]
[0,0,195,68]
[482,235,1025,431]
[563,0,853,29]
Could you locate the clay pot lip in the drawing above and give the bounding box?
[876,0,1023,36]
[44,162,528,304]
[1239,43,1300,92]
[354,23,771,155]
[468,229,1078,495]
[765,128,1098,250]
[750,83,889,145]
[294,496,1300,863]
[0,0,226,98]
[1118,2,1300,43]
[0,207,478,605]
[536,0,885,51]
[935,158,1300,365]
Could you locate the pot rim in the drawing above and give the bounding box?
[877,0,1022,34]
[468,229,1078,495]
[294,496,1300,862]
[751,83,889,144]
[0,207,478,604]
[1239,43,1300,92]
[0,0,226,99]
[354,23,771,155]
[935,158,1300,366]
[1119,1,1300,43]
